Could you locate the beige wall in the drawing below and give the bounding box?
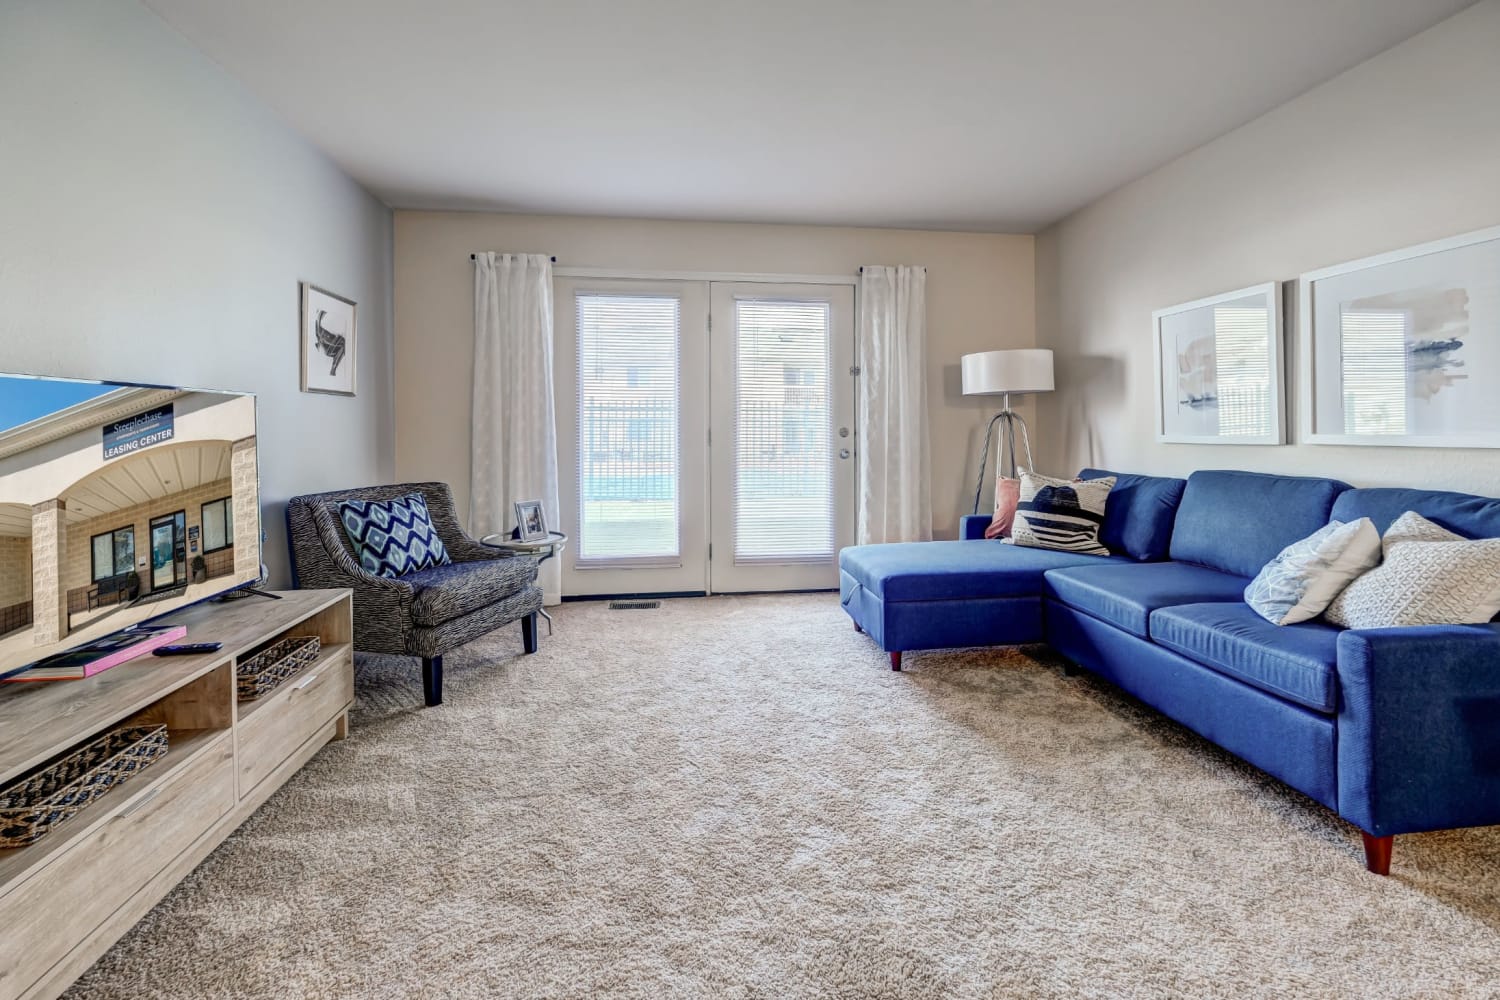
[0,538,30,609]
[1,0,395,587]
[1036,0,1500,497]
[394,212,1034,540]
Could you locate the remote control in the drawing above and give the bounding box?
[152,643,223,656]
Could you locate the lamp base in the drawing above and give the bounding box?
[970,408,1035,516]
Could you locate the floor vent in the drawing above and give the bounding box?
[609,600,661,611]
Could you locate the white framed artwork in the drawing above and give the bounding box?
[300,282,357,396]
[1152,281,1284,444]
[1299,225,1500,448]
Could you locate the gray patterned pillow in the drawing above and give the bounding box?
[1007,473,1115,556]
[1244,518,1380,625]
[1323,511,1500,628]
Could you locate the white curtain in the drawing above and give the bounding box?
[472,252,561,603]
[857,265,931,544]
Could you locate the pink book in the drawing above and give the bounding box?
[4,625,189,682]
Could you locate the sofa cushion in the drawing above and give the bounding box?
[340,493,451,578]
[1010,473,1115,555]
[1243,518,1381,625]
[1150,603,1341,713]
[1042,560,1250,638]
[1170,470,1351,578]
[1324,512,1500,629]
[839,540,1124,603]
[1079,468,1187,562]
[406,556,538,627]
[1331,486,1500,539]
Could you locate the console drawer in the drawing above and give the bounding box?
[0,737,234,1000]
[236,650,351,796]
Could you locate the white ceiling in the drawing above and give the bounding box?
[144,0,1474,233]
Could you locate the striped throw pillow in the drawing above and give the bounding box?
[1008,473,1116,556]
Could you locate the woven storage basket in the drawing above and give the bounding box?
[0,724,169,849]
[237,635,321,702]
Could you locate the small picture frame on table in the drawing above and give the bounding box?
[514,500,548,542]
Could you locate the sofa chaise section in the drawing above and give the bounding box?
[841,469,1186,670]
[840,541,1127,668]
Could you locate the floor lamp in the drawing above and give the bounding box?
[961,349,1055,515]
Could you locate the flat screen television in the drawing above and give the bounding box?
[0,372,260,679]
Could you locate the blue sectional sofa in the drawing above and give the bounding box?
[839,468,1500,875]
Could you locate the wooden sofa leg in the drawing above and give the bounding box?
[890,651,902,671]
[421,656,443,707]
[1362,832,1393,876]
[521,612,539,654]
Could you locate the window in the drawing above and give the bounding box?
[576,294,680,562]
[1341,309,1408,435]
[201,496,233,553]
[733,299,833,563]
[91,526,135,581]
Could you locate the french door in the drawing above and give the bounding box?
[554,277,855,597]
[148,511,187,591]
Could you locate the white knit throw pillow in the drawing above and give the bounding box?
[1323,511,1500,628]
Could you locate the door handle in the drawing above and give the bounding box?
[293,671,323,691]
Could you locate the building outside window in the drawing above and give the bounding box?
[201,496,233,553]
[90,526,135,582]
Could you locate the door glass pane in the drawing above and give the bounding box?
[576,294,680,562]
[732,299,833,563]
[151,522,175,589]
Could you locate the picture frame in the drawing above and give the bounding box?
[300,282,357,396]
[514,499,548,542]
[1299,224,1500,448]
[1151,281,1284,445]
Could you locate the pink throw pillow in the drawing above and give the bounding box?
[984,477,1021,539]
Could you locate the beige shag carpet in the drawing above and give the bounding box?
[68,594,1500,999]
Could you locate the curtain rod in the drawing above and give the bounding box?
[857,266,927,272]
[470,253,557,262]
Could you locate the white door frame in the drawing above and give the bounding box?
[707,282,857,593]
[553,269,860,599]
[554,276,711,597]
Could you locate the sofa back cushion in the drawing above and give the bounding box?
[1170,470,1351,578]
[1331,487,1500,540]
[1078,468,1186,562]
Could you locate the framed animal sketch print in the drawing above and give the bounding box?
[1152,281,1284,444]
[300,283,357,396]
[1300,224,1500,447]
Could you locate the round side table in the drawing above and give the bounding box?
[480,530,568,635]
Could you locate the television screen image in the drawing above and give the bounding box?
[0,373,260,679]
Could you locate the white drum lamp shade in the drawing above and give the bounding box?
[961,349,1054,396]
[960,349,1055,514]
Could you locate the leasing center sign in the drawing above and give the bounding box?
[103,404,174,459]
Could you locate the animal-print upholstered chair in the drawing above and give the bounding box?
[286,482,541,706]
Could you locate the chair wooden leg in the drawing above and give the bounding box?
[1362,832,1393,876]
[890,651,902,671]
[521,612,539,654]
[421,656,443,707]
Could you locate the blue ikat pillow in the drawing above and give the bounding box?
[339,493,451,578]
